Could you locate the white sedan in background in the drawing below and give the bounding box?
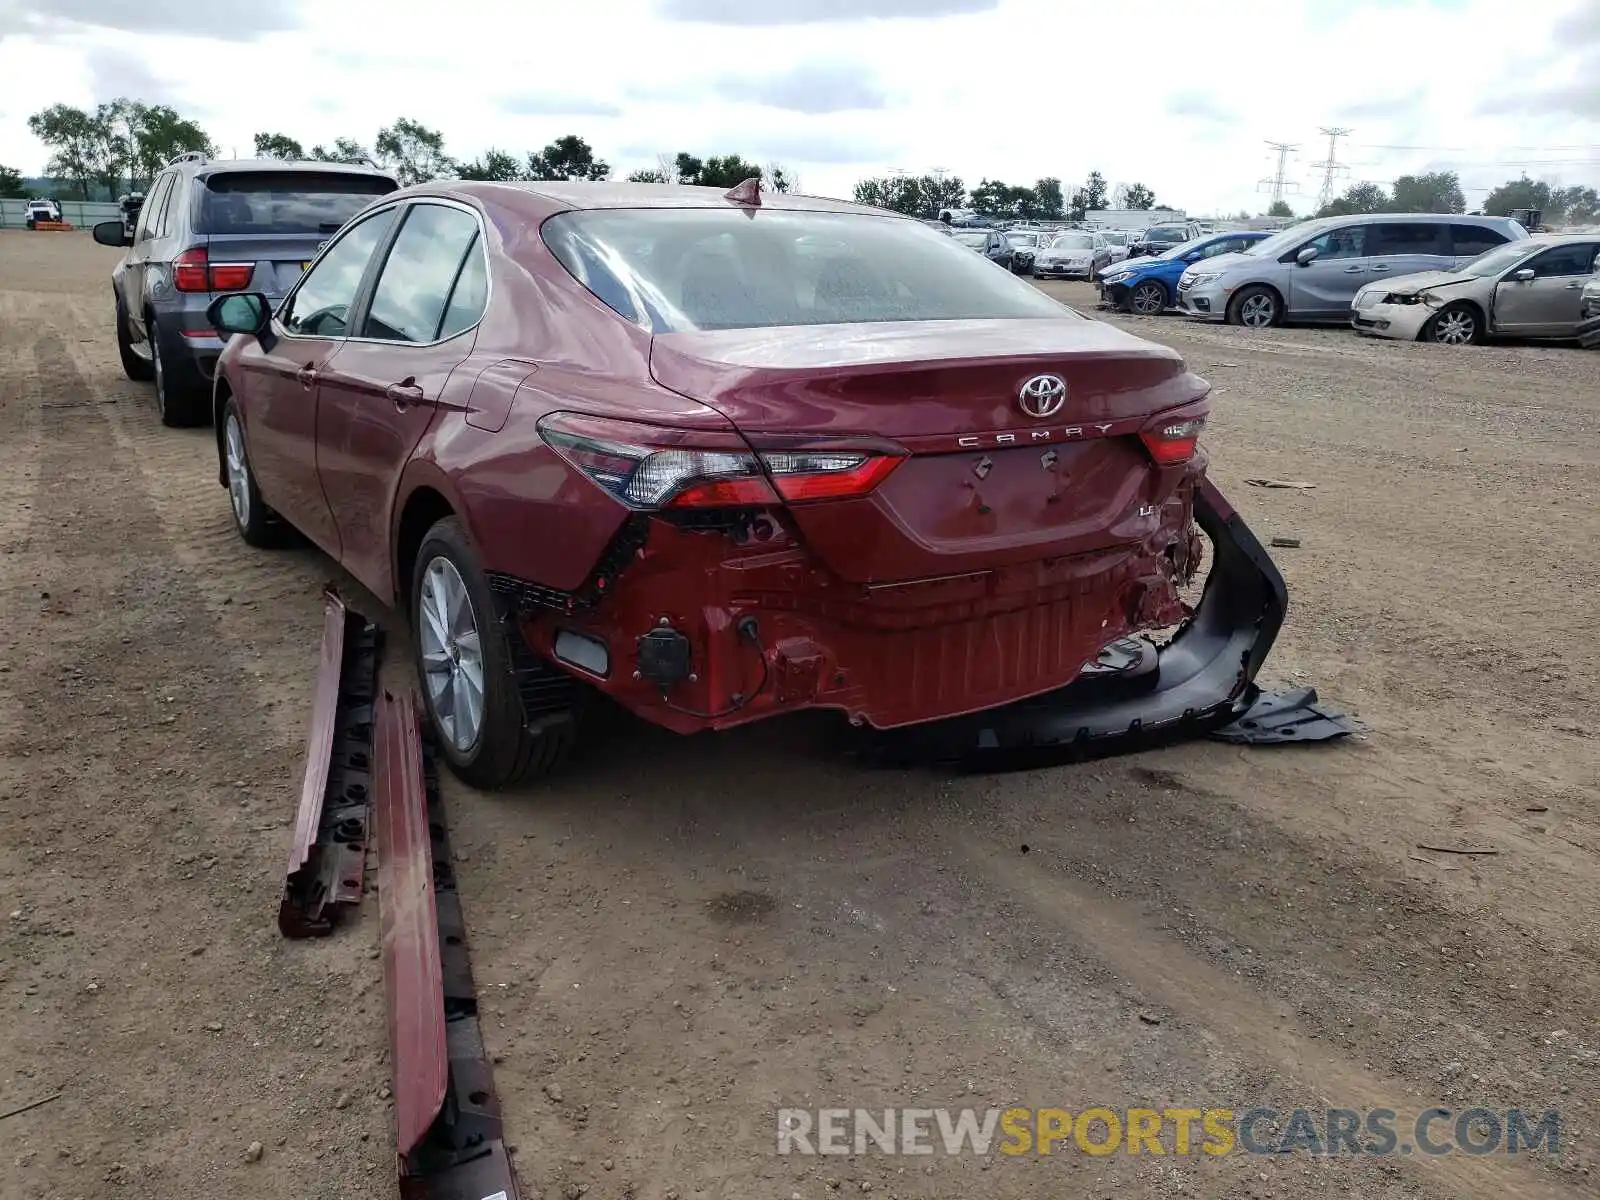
[1033,231,1112,280]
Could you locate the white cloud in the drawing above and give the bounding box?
[1,0,1595,216]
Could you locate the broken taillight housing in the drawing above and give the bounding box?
[1138,397,1209,466]
[537,412,904,510]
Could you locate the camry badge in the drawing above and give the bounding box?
[1017,374,1068,419]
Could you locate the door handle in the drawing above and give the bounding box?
[1564,281,1582,290]
[296,364,318,390]
[1343,265,1367,273]
[385,380,426,409]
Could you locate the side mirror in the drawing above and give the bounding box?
[92,220,131,248]
[1510,267,1535,283]
[1296,246,1319,266]
[207,292,271,337]
[1182,251,1202,263]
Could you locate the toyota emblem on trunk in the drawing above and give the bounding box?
[1018,374,1068,418]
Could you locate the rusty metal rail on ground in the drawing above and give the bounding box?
[375,688,519,1200]
[278,589,381,938]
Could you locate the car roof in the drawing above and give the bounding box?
[398,179,903,223]
[190,158,398,181]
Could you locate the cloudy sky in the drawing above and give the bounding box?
[1,0,1596,214]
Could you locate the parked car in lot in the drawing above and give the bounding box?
[951,226,1014,266]
[92,153,400,426]
[205,180,1283,789]
[1100,231,1134,264]
[25,198,62,228]
[1002,229,1050,274]
[1032,231,1112,280]
[1177,212,1530,327]
[1582,277,1600,348]
[1351,234,1600,345]
[1127,221,1202,258]
[1098,230,1270,315]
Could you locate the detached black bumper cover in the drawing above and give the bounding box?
[873,479,1287,768]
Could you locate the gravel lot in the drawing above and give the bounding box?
[2,231,1598,1200]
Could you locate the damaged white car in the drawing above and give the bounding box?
[1351,235,1600,346]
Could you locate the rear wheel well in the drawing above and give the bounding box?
[395,487,456,615]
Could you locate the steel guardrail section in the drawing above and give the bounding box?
[375,688,519,1200]
[279,589,381,937]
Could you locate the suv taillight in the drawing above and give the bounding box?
[172,247,254,293]
[537,412,904,510]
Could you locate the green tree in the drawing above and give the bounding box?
[672,153,705,184]
[1318,181,1391,217]
[26,104,102,199]
[1390,170,1464,213]
[697,155,763,189]
[1551,185,1600,224]
[1482,174,1549,218]
[1123,182,1156,210]
[458,149,525,181]
[311,137,372,165]
[1033,177,1064,219]
[765,162,797,193]
[374,118,454,184]
[254,132,305,160]
[127,105,213,189]
[526,135,609,181]
[626,168,667,182]
[0,165,24,198]
[1266,198,1295,218]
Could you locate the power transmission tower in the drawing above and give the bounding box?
[1258,141,1300,208]
[1312,126,1353,210]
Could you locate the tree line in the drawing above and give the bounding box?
[7,99,796,200]
[1315,170,1599,224]
[852,169,1161,222]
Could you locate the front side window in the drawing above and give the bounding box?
[541,208,1072,333]
[362,204,483,343]
[1303,225,1367,261]
[281,208,397,338]
[1525,243,1600,279]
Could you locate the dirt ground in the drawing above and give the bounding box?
[1,231,1598,1200]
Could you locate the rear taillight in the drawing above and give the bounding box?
[537,413,903,510]
[1139,415,1206,465]
[171,247,254,293]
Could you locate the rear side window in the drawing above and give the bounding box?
[1450,224,1510,257]
[1368,223,1447,256]
[196,171,397,236]
[363,204,482,343]
[541,208,1072,333]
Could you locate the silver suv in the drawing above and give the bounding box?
[93,152,399,426]
[1176,213,1530,327]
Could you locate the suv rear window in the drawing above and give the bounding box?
[195,172,397,236]
[542,208,1070,333]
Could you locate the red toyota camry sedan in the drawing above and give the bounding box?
[207,180,1284,789]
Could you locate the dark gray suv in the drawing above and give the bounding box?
[93,153,399,426]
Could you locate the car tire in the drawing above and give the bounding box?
[411,516,574,790]
[219,398,286,548]
[1227,285,1282,328]
[149,311,209,428]
[1129,280,1168,316]
[115,295,154,382]
[1423,301,1484,346]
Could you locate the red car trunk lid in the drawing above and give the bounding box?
[649,319,1209,583]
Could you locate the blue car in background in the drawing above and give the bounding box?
[1096,230,1271,315]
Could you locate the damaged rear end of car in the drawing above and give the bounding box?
[475,196,1286,762]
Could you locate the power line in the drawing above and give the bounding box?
[1312,126,1354,210]
[1257,141,1300,207]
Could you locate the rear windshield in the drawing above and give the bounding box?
[541,209,1071,333]
[1145,227,1186,241]
[196,171,397,235]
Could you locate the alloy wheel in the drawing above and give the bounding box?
[419,556,486,753]
[1131,283,1165,315]
[1239,294,1277,327]
[224,414,250,528]
[1434,310,1476,345]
